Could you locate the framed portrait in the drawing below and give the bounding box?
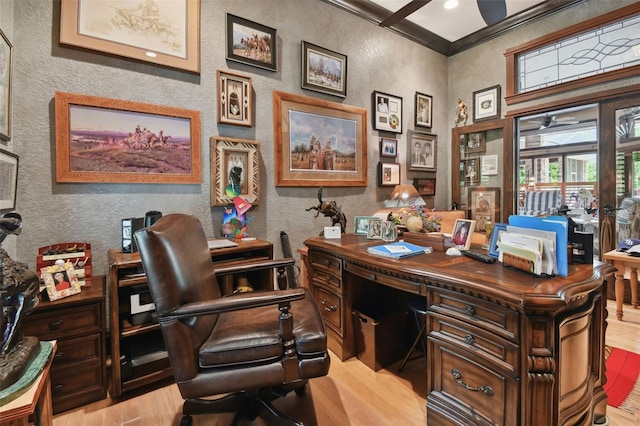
[414,178,435,196]
[226,13,277,72]
[54,91,201,184]
[273,91,367,187]
[380,137,397,158]
[217,70,252,127]
[463,157,480,184]
[473,85,501,122]
[378,162,400,187]
[407,130,437,172]
[452,219,476,251]
[372,91,402,134]
[0,28,12,141]
[301,41,347,98]
[367,217,382,239]
[41,261,82,302]
[488,222,507,258]
[481,154,498,176]
[354,216,376,236]
[469,187,500,232]
[415,92,432,128]
[210,137,260,206]
[0,149,18,211]
[60,0,200,73]
[466,132,485,153]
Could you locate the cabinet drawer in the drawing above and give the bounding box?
[23,303,102,340]
[313,286,343,335]
[51,363,105,411]
[429,287,519,342]
[429,313,519,375]
[311,269,342,292]
[309,252,342,278]
[428,341,519,425]
[51,333,102,369]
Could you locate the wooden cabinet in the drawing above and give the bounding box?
[21,277,106,414]
[107,239,273,397]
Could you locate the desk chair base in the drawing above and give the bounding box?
[181,381,308,426]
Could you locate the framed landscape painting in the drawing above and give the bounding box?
[54,92,201,184]
[301,41,347,98]
[226,13,277,72]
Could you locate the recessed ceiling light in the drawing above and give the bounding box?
[146,51,157,58]
[444,0,459,9]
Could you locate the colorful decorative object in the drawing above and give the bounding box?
[222,197,253,239]
[393,205,443,233]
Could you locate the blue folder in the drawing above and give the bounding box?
[508,215,569,277]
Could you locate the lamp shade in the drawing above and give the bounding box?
[385,184,426,208]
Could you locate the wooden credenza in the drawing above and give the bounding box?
[305,235,613,426]
[107,239,273,398]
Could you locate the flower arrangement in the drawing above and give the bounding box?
[391,205,443,232]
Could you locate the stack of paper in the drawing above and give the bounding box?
[367,241,432,259]
[497,232,544,275]
[507,215,568,276]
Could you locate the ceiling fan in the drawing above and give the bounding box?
[527,114,580,130]
[379,0,507,28]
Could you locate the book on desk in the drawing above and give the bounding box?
[367,241,432,259]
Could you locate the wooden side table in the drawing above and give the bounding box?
[0,341,57,426]
[603,249,640,320]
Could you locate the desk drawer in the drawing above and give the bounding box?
[22,303,102,340]
[311,269,342,292]
[313,286,343,336]
[51,363,105,413]
[345,262,421,294]
[429,287,519,343]
[309,252,342,278]
[51,333,102,369]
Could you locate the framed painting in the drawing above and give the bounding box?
[41,261,82,302]
[469,187,500,232]
[488,222,507,258]
[210,137,260,206]
[378,162,400,187]
[466,132,485,153]
[354,215,376,236]
[301,41,347,98]
[217,70,252,127]
[407,130,437,172]
[273,91,367,187]
[415,91,432,128]
[0,28,12,141]
[372,91,402,134]
[367,217,382,239]
[380,137,397,158]
[54,91,201,184]
[226,13,277,72]
[0,149,18,211]
[414,178,435,196]
[463,157,480,184]
[452,219,475,250]
[60,0,200,73]
[473,85,501,122]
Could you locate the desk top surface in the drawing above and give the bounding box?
[603,249,640,263]
[305,234,613,308]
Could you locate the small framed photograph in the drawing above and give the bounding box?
[378,162,400,187]
[301,41,347,98]
[464,157,480,184]
[469,187,500,232]
[481,154,498,175]
[217,70,252,127]
[210,137,260,206]
[380,137,397,158]
[0,28,12,141]
[372,91,402,134]
[367,217,382,239]
[226,13,277,72]
[452,219,476,251]
[354,216,376,235]
[473,85,501,122]
[0,148,18,211]
[466,132,485,153]
[414,178,436,196]
[408,130,437,171]
[488,222,508,258]
[41,261,82,301]
[415,92,432,128]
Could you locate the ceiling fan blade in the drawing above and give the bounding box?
[379,0,431,28]
[477,0,507,26]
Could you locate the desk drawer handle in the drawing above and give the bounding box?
[53,352,64,362]
[451,369,493,396]
[369,274,376,281]
[464,306,475,316]
[321,298,338,313]
[53,384,64,393]
[464,335,474,345]
[48,320,63,330]
[324,260,330,266]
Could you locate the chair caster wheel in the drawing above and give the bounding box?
[295,384,307,396]
[180,415,193,426]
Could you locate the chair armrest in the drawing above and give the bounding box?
[214,258,295,276]
[165,287,306,319]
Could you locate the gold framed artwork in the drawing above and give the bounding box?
[0,28,12,141]
[217,70,252,127]
[54,91,201,184]
[273,91,367,187]
[210,137,260,206]
[59,0,201,73]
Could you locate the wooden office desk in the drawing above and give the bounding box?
[602,249,640,320]
[0,341,56,426]
[305,234,613,426]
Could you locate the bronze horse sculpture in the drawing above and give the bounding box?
[306,188,347,236]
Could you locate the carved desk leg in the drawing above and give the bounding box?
[630,266,639,309]
[614,264,625,321]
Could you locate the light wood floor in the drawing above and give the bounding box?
[54,299,640,426]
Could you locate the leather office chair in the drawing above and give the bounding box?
[134,214,330,426]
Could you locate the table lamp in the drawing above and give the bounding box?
[384,184,426,208]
